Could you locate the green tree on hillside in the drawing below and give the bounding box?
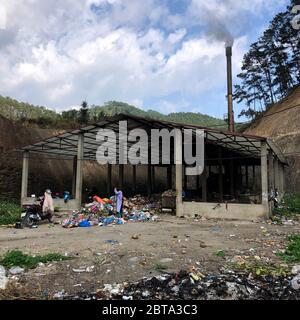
[234,0,300,119]
[79,101,89,124]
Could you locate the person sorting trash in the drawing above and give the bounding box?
[114,187,123,218]
[43,189,54,223]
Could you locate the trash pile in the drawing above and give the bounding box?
[162,190,176,197]
[61,194,159,228]
[66,269,300,300]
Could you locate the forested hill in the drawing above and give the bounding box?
[0,96,226,129]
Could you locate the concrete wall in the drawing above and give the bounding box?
[182,201,269,220]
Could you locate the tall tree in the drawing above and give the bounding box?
[79,100,89,124]
[234,0,300,119]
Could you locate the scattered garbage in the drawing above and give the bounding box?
[159,258,173,264]
[0,266,8,290]
[53,290,66,299]
[292,265,300,275]
[9,267,25,275]
[291,275,300,290]
[61,194,160,229]
[210,225,222,233]
[64,268,300,300]
[104,240,119,245]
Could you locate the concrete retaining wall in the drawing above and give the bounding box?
[182,201,269,220]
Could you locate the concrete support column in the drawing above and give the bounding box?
[261,141,269,212]
[274,158,280,191]
[175,130,183,217]
[118,164,124,190]
[72,156,77,198]
[107,163,112,195]
[132,165,137,195]
[21,150,29,202]
[268,153,274,191]
[75,133,84,205]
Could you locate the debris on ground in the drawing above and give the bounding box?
[61,194,160,228]
[9,266,24,275]
[62,269,300,300]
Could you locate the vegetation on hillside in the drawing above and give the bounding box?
[0,97,227,129]
[235,0,300,120]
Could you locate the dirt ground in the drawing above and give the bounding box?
[0,214,299,298]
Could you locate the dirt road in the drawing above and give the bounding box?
[0,215,299,298]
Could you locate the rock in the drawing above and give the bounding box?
[132,234,139,240]
[9,266,25,275]
[0,266,8,290]
[159,258,173,264]
[200,242,207,248]
[292,265,300,275]
[128,257,139,263]
[291,275,300,290]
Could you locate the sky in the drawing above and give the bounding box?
[0,0,290,119]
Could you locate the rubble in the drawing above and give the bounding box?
[9,267,25,275]
[292,265,300,275]
[291,275,300,290]
[63,269,300,300]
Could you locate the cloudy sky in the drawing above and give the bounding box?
[0,0,290,118]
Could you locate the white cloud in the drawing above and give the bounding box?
[0,0,289,114]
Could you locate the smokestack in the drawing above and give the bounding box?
[226,46,234,132]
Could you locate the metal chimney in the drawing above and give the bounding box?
[226,46,234,132]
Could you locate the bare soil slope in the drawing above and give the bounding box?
[245,85,300,193]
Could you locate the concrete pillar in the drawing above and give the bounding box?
[72,156,77,198]
[268,153,275,192]
[261,141,269,211]
[132,165,137,194]
[118,164,124,190]
[75,133,84,205]
[107,163,112,195]
[21,150,29,202]
[175,130,183,216]
[274,158,280,191]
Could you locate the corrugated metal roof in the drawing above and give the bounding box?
[19,113,286,163]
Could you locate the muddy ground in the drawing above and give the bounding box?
[0,214,299,298]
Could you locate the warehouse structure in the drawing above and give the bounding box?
[20,113,286,220]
